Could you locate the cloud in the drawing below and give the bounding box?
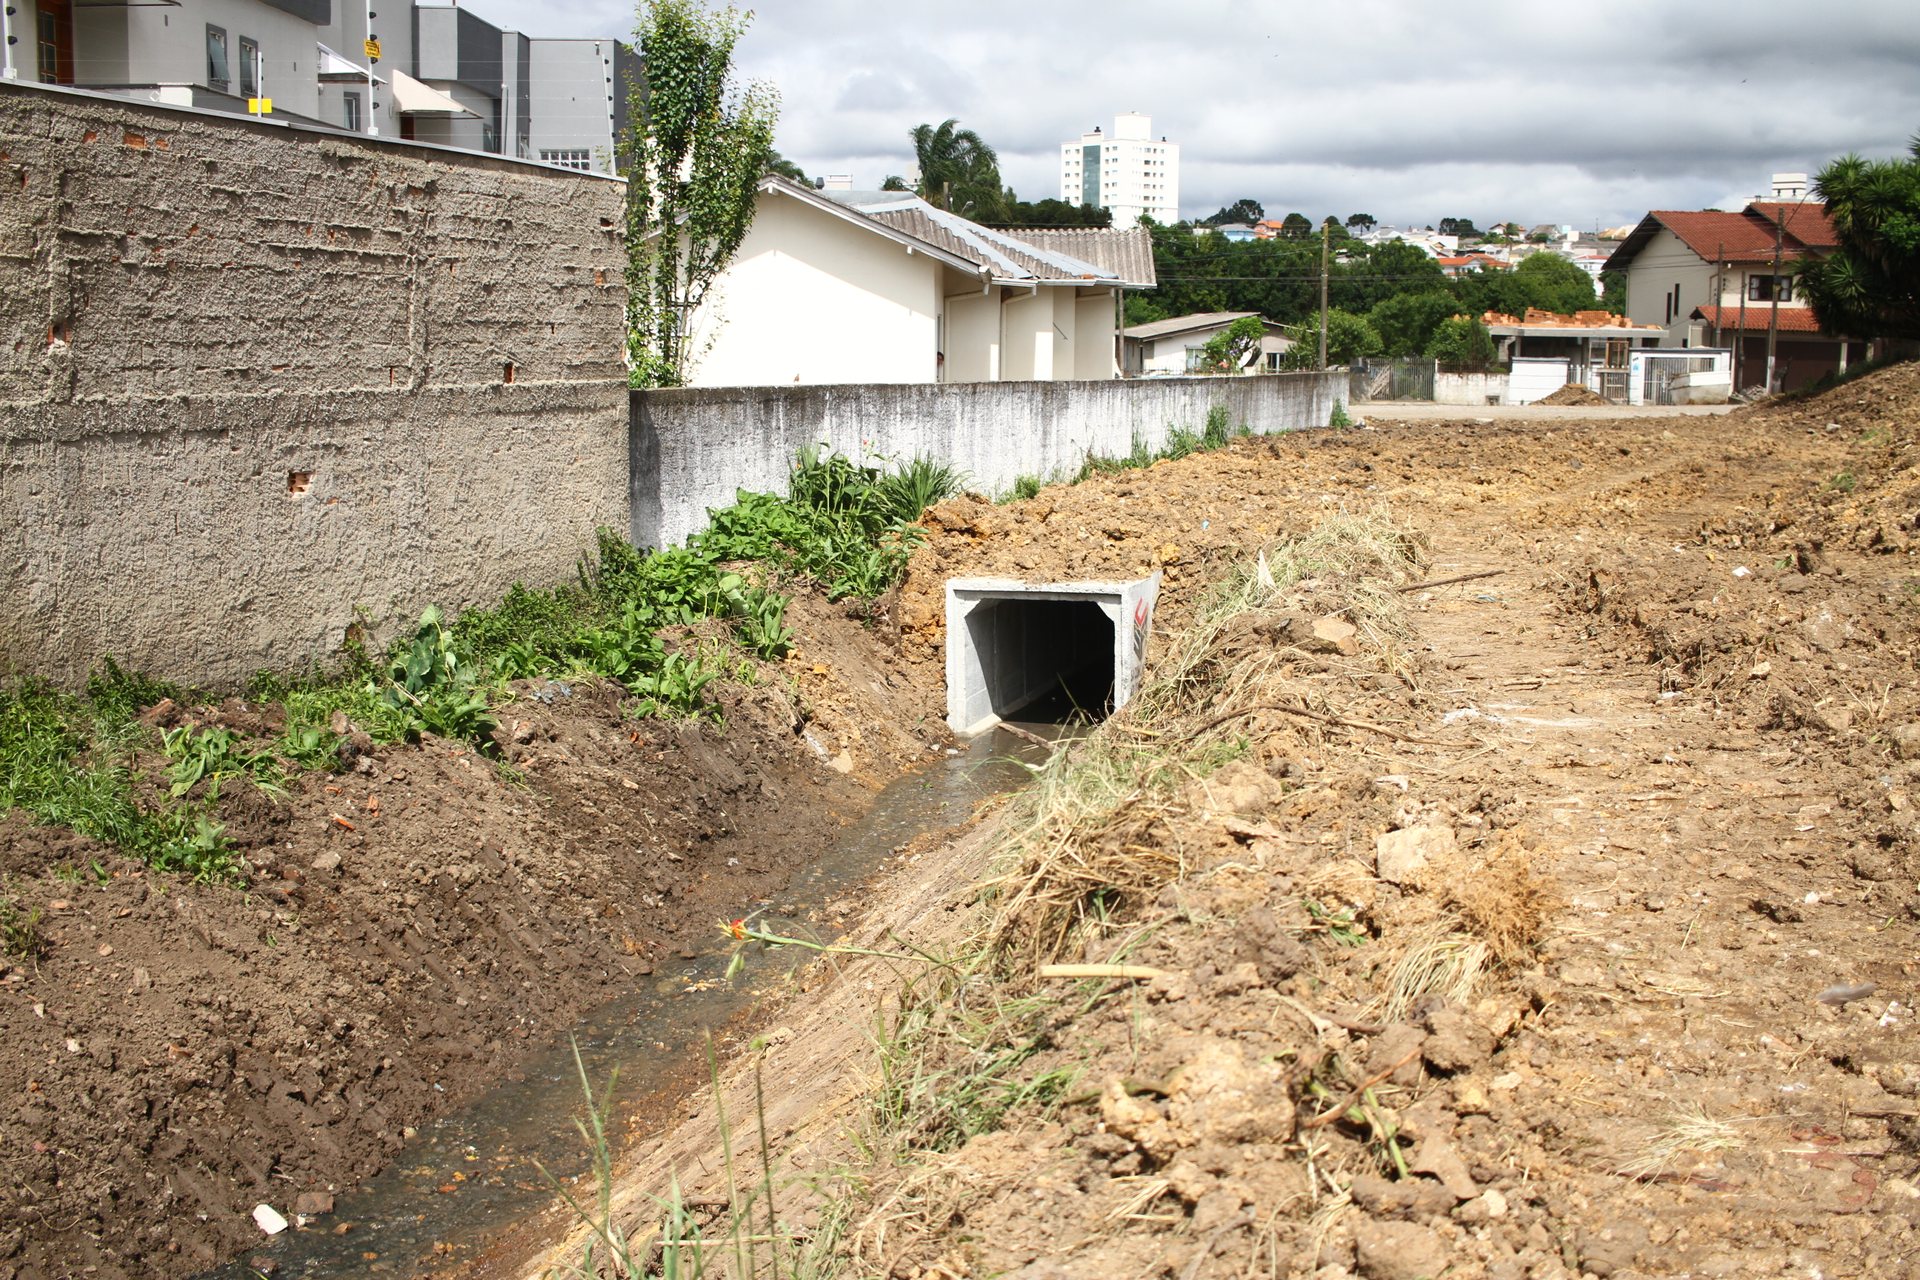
[488,0,1920,226]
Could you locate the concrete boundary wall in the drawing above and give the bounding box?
[0,82,628,687]
[631,373,1347,549]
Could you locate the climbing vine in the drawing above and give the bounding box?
[620,0,778,388]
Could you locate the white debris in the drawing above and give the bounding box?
[252,1203,289,1235]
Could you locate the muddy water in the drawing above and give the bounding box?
[207,725,1053,1279]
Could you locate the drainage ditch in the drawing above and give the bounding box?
[201,727,1052,1279]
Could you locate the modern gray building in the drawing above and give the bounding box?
[5,0,634,170]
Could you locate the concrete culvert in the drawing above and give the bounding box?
[944,575,1161,735]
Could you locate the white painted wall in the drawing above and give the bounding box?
[114,0,325,120]
[1506,358,1569,405]
[1435,371,1506,406]
[527,38,617,172]
[1000,289,1045,381]
[944,288,999,382]
[1074,292,1117,379]
[689,193,941,387]
[1623,227,1720,341]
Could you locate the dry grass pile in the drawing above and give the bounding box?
[986,510,1426,966]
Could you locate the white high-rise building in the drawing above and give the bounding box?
[1059,113,1180,228]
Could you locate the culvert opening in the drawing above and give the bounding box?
[945,575,1161,736]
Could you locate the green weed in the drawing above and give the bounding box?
[0,892,45,960]
[1201,403,1234,449]
[376,606,500,744]
[1827,470,1857,493]
[1329,400,1355,428]
[162,725,287,802]
[0,679,239,881]
[1005,474,1045,502]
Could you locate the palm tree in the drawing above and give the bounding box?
[908,119,1005,221]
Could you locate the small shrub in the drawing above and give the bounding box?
[1827,470,1857,493]
[0,892,45,960]
[1201,404,1233,449]
[876,455,967,524]
[376,606,499,745]
[1329,401,1354,428]
[1163,425,1202,459]
[1007,474,1045,502]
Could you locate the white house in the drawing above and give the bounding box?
[688,178,1156,388]
[1121,312,1292,375]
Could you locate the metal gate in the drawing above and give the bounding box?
[1349,358,1436,402]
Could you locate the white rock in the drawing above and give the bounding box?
[1375,824,1456,885]
[252,1203,289,1235]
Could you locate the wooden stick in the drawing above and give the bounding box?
[1396,569,1505,594]
[1038,963,1170,982]
[1299,1045,1425,1131]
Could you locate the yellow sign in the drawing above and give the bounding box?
[248,97,273,114]
[363,37,381,62]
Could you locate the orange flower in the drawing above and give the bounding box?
[723,918,748,941]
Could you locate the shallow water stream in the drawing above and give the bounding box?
[206,725,1051,1278]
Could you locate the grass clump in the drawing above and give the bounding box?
[1065,405,1250,487]
[0,678,238,880]
[0,889,46,960]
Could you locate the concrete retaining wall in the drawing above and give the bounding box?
[1435,372,1508,406]
[0,83,629,687]
[631,372,1346,549]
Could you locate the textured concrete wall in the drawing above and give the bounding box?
[0,83,630,687]
[632,372,1346,549]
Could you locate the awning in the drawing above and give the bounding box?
[316,42,383,84]
[391,70,475,116]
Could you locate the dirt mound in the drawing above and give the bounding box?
[551,397,1920,1280]
[1535,382,1609,406]
[0,598,942,1279]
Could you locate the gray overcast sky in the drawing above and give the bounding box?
[487,0,1920,229]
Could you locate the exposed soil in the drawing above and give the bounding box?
[0,601,949,1279]
[542,364,1920,1280]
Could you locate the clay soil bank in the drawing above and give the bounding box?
[0,594,953,1280]
[544,366,1920,1280]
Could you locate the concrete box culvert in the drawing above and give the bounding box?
[944,574,1162,736]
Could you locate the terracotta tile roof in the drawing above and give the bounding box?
[1690,304,1829,334]
[1607,202,1837,271]
[1749,201,1839,249]
[1646,210,1782,262]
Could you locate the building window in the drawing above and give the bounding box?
[37,11,57,82]
[1747,274,1794,302]
[540,148,593,171]
[239,37,259,97]
[343,91,361,132]
[206,25,230,91]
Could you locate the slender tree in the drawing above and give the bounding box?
[908,119,1006,220]
[620,0,778,387]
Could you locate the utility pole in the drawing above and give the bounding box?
[1318,217,1330,369]
[1764,210,1784,393]
[364,0,380,136]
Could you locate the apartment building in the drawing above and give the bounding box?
[5,0,632,171]
[1059,112,1179,229]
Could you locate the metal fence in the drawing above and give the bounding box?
[1349,358,1436,402]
